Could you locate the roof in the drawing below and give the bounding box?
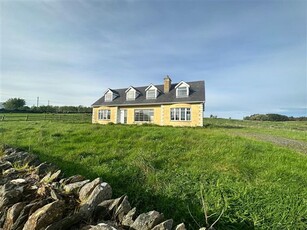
[92,80,205,107]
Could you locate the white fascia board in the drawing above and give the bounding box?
[175,81,190,89]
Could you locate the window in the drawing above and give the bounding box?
[177,87,188,98]
[170,108,191,121]
[146,89,156,99]
[134,109,154,122]
[98,110,111,120]
[126,91,135,101]
[105,92,112,102]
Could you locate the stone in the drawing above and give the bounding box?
[62,175,86,185]
[80,182,112,216]
[49,170,62,182]
[121,207,136,227]
[175,223,186,230]
[23,200,65,230]
[45,212,84,230]
[82,222,118,230]
[10,178,27,185]
[130,211,164,230]
[94,199,115,221]
[3,168,17,176]
[40,171,52,183]
[0,161,12,171]
[35,163,55,177]
[114,196,131,222]
[63,180,90,195]
[50,188,61,201]
[3,202,25,230]
[151,219,173,230]
[0,183,23,210]
[40,170,61,183]
[12,199,49,230]
[1,151,39,166]
[79,178,102,202]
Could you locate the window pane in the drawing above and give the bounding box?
[177,87,188,97]
[186,108,191,120]
[181,108,186,121]
[98,110,111,120]
[175,108,180,120]
[170,108,174,120]
[134,109,154,122]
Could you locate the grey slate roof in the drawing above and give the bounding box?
[92,80,205,107]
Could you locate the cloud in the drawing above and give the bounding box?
[0,0,306,118]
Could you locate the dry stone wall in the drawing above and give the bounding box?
[0,147,188,230]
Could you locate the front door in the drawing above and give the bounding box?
[120,109,127,124]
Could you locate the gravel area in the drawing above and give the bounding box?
[236,132,307,154]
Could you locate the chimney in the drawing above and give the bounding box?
[164,75,172,93]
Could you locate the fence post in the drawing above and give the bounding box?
[25,115,28,121]
[1,115,4,121]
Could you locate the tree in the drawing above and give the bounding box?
[3,98,26,110]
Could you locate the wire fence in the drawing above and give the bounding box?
[0,113,92,123]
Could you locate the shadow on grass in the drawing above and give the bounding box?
[30,148,253,230]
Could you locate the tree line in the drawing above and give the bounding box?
[243,113,307,121]
[1,98,92,113]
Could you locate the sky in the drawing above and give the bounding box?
[0,0,306,119]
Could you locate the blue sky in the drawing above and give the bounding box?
[0,0,306,118]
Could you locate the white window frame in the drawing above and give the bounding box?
[126,87,139,101]
[176,87,188,98]
[145,84,159,99]
[170,108,191,121]
[98,109,111,120]
[175,81,190,98]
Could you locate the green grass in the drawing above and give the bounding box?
[0,112,91,122]
[0,118,306,229]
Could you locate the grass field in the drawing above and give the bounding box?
[0,117,306,229]
[0,113,92,122]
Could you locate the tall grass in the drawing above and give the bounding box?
[0,120,306,229]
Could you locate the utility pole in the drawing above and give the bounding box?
[37,97,39,107]
[48,100,50,106]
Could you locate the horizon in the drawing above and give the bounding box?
[1,0,306,119]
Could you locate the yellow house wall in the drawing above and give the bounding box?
[124,105,161,125]
[92,106,118,124]
[92,103,203,127]
[162,103,203,127]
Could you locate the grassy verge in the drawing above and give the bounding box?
[0,119,306,229]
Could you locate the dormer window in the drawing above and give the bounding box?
[105,92,113,102]
[177,87,188,97]
[126,91,135,100]
[104,89,118,102]
[145,84,160,100]
[175,81,190,98]
[146,89,156,99]
[125,86,139,101]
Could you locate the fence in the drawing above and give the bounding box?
[0,113,92,123]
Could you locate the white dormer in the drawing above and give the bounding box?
[175,81,190,98]
[145,84,160,99]
[104,89,118,102]
[125,86,139,101]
